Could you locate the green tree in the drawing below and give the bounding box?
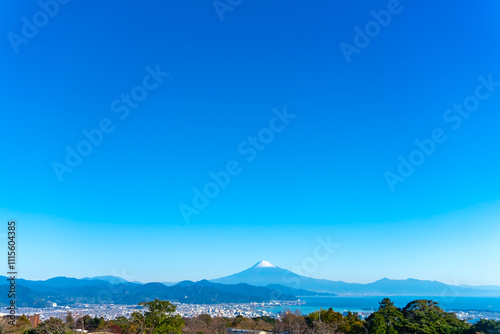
[64,312,74,329]
[17,315,31,331]
[366,298,403,334]
[115,316,139,334]
[401,299,469,334]
[340,311,366,334]
[306,308,344,333]
[132,299,184,334]
[367,313,388,334]
[469,319,500,334]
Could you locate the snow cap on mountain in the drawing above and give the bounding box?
[253,260,277,268]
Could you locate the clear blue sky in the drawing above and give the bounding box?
[1,0,500,285]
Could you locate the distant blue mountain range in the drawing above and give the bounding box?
[2,261,499,307]
[212,261,500,297]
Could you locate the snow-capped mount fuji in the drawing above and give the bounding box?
[211,261,367,294]
[252,260,277,268]
[211,261,369,294]
[211,260,300,286]
[210,261,500,297]
[210,261,337,297]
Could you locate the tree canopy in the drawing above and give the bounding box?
[15,298,500,334]
[131,299,184,334]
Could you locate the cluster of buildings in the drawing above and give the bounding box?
[175,303,274,318]
[452,310,500,322]
[16,304,142,321]
[14,301,300,322]
[11,303,500,325]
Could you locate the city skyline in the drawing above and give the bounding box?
[2,1,500,287]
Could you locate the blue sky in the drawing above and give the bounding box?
[1,0,500,285]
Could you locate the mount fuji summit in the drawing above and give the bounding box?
[210,261,500,297]
[210,260,355,294]
[210,260,375,295]
[211,260,308,287]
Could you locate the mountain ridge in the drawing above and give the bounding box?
[3,260,500,308]
[210,261,500,297]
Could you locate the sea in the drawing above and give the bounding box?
[258,296,500,315]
